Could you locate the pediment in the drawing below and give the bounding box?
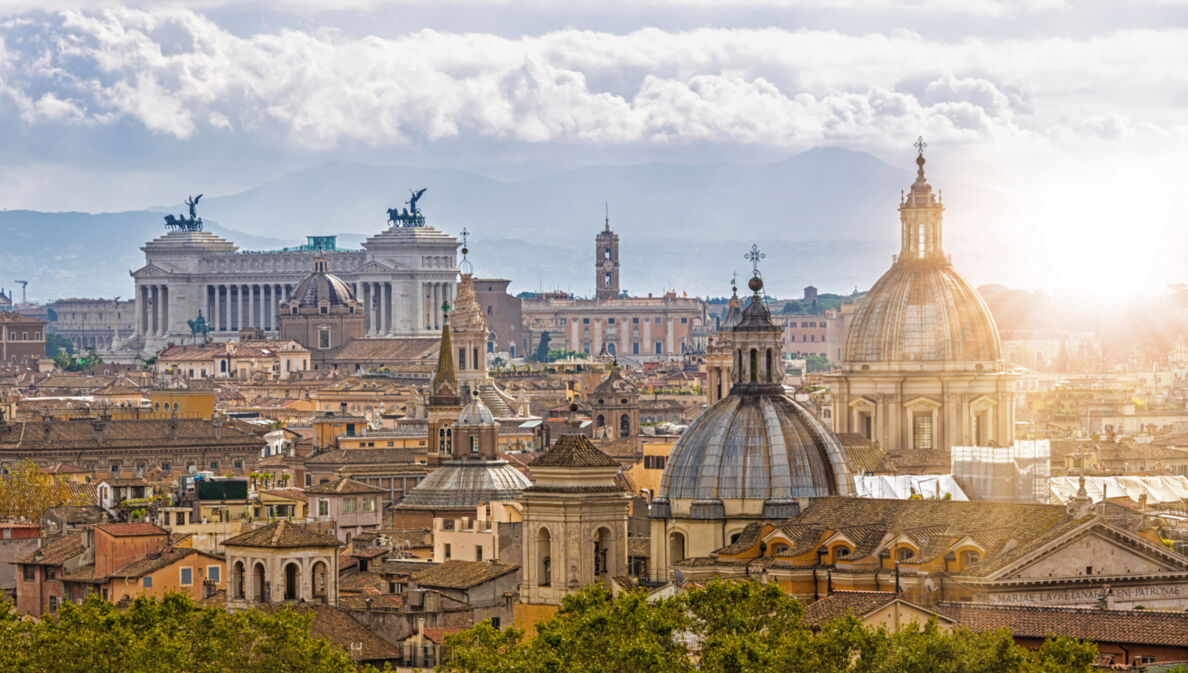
[130,263,171,278]
[903,395,943,410]
[848,396,876,410]
[996,523,1188,582]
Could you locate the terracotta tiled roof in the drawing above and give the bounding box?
[937,602,1188,647]
[305,448,426,466]
[97,522,169,537]
[43,462,88,474]
[222,520,342,549]
[306,477,386,495]
[260,488,309,502]
[61,563,103,584]
[281,604,400,661]
[533,432,618,468]
[771,524,828,557]
[16,532,85,566]
[0,418,264,450]
[716,522,767,555]
[109,547,219,579]
[412,559,518,590]
[835,433,895,473]
[372,559,438,576]
[326,337,440,363]
[339,571,386,594]
[339,593,406,610]
[422,626,461,644]
[803,591,943,627]
[42,505,105,524]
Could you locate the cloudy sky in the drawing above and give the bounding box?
[0,1,1185,292]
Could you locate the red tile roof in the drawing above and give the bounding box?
[938,602,1188,647]
[96,523,169,537]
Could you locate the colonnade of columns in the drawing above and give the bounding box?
[138,284,169,337]
[136,279,456,338]
[206,283,292,333]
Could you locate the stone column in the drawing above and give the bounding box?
[643,318,652,355]
[150,285,159,336]
[362,284,371,334]
[161,285,169,337]
[667,318,675,355]
[248,284,256,330]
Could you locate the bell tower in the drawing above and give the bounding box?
[595,207,620,300]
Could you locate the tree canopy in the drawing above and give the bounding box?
[0,593,371,673]
[0,459,84,521]
[441,582,1098,673]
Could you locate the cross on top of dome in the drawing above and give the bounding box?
[459,227,472,274]
[745,244,766,293]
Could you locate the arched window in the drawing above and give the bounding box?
[749,349,758,383]
[593,527,612,577]
[537,528,552,587]
[670,532,686,563]
[620,414,630,437]
[311,561,328,602]
[253,563,267,603]
[232,561,245,599]
[596,415,605,428]
[765,348,773,383]
[896,547,915,562]
[283,562,299,600]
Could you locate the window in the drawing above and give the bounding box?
[644,455,666,470]
[490,617,500,629]
[49,596,57,612]
[896,547,914,562]
[143,576,153,588]
[476,546,483,562]
[233,459,243,470]
[632,342,639,355]
[318,327,331,349]
[604,272,612,287]
[960,550,981,568]
[607,317,615,324]
[582,318,590,324]
[362,496,375,512]
[654,317,661,324]
[560,318,567,325]
[680,317,688,324]
[632,317,639,324]
[22,566,34,582]
[320,305,328,314]
[110,463,120,474]
[470,436,480,454]
[46,568,55,580]
[912,412,933,450]
[458,348,466,370]
[444,544,452,559]
[208,566,220,583]
[318,500,329,517]
[343,497,356,514]
[180,568,193,586]
[654,341,662,354]
[210,461,219,471]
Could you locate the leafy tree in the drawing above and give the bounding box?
[0,593,372,673]
[532,332,551,363]
[45,333,73,357]
[441,581,1098,673]
[0,459,84,521]
[805,355,834,373]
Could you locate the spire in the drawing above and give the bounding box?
[898,136,946,264]
[604,201,610,231]
[430,302,459,405]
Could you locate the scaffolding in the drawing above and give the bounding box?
[951,440,1050,503]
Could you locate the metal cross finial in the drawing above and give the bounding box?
[730,271,737,289]
[745,244,765,276]
[460,228,470,248]
[914,136,927,156]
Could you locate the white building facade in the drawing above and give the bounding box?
[128,223,458,354]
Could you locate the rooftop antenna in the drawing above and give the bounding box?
[604,201,610,230]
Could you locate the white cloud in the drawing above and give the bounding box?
[0,7,1182,160]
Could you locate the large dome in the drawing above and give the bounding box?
[397,461,530,510]
[843,260,1000,367]
[659,391,853,505]
[290,257,356,308]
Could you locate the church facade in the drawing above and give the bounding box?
[127,200,458,354]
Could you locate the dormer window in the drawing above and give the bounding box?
[320,305,328,315]
[291,307,298,315]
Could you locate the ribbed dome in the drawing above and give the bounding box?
[290,257,356,308]
[456,392,496,426]
[843,261,1000,367]
[658,390,853,503]
[397,461,531,510]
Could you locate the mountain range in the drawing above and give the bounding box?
[0,147,1024,303]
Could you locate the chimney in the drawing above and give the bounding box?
[92,418,107,444]
[41,414,52,442]
[169,411,179,440]
[211,415,222,439]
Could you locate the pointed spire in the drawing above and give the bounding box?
[430,302,459,405]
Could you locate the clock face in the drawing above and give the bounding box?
[603,260,615,270]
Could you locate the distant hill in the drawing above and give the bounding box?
[1,147,1021,301]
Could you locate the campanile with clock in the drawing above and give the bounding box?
[595,211,620,300]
